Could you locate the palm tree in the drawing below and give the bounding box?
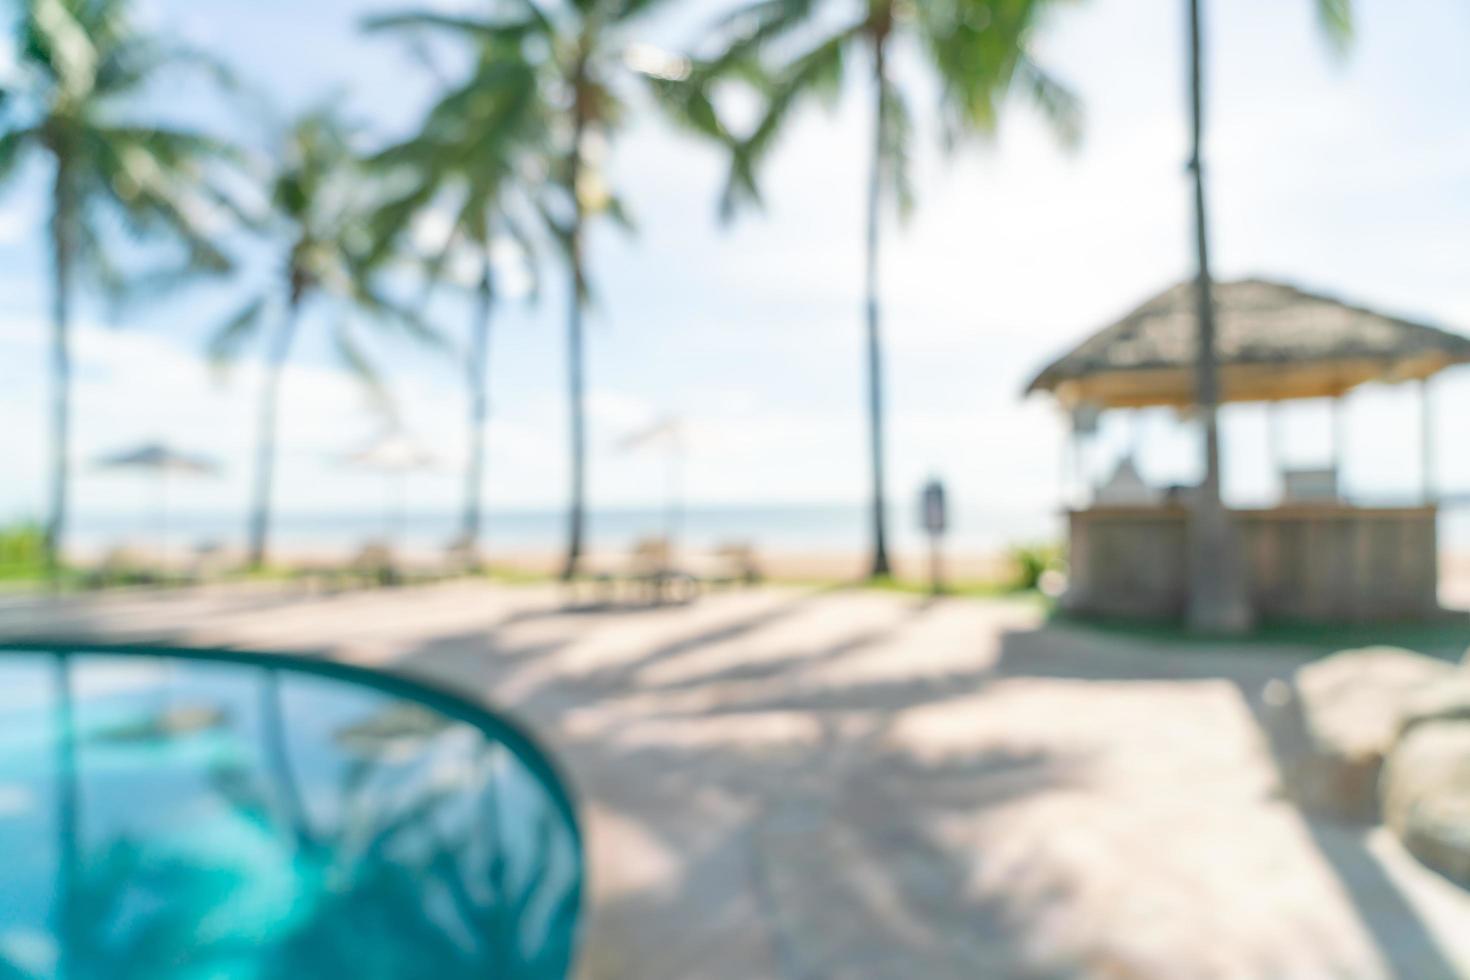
[1183,0,1351,631]
[0,0,238,579]
[363,2,684,581]
[210,108,436,570]
[700,0,1081,579]
[362,28,546,568]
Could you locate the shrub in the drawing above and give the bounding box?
[1008,541,1064,592]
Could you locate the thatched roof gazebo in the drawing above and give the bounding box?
[1027,278,1470,409]
[1026,277,1469,623]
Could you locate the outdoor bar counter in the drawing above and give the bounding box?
[1027,277,1470,624]
[1064,503,1439,622]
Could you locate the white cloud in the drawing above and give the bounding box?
[0,200,38,246]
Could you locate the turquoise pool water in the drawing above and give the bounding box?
[0,646,582,979]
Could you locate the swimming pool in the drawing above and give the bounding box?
[0,645,583,979]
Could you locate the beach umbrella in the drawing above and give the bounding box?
[616,416,685,556]
[340,431,437,550]
[93,441,221,563]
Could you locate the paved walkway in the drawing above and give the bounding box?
[3,582,1468,978]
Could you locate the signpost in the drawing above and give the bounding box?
[920,478,948,595]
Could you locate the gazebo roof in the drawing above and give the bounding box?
[1026,278,1470,409]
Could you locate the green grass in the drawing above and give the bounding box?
[1049,608,1470,662]
[482,565,559,586]
[857,575,1033,600]
[0,521,45,582]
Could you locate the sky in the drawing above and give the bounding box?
[1,0,1468,553]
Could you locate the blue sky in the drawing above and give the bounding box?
[1,0,1468,550]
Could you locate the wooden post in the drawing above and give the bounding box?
[1184,0,1250,632]
[1421,377,1435,505]
[1268,401,1286,498]
[920,479,948,596]
[928,529,944,597]
[1129,408,1145,462]
[1332,395,1347,501]
[1066,412,1082,509]
[1079,423,1097,505]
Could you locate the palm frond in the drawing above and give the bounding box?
[708,0,822,72]
[602,191,636,235]
[1315,0,1353,56]
[878,78,915,221]
[0,127,39,184]
[722,25,858,219]
[612,0,692,28]
[916,0,1082,152]
[500,211,542,304]
[643,61,744,150]
[1016,55,1081,150]
[207,296,269,372]
[74,216,128,313]
[26,0,100,99]
[91,137,234,275]
[94,34,241,98]
[362,10,539,44]
[349,277,446,352]
[332,322,396,419]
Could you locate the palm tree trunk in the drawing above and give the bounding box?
[247,300,301,570]
[45,164,75,584]
[460,249,495,566]
[864,34,893,580]
[560,111,589,582]
[259,668,316,849]
[53,654,79,976]
[1185,0,1248,631]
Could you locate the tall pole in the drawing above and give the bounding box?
[461,251,495,566]
[46,164,75,585]
[247,301,300,570]
[1420,377,1436,505]
[1185,0,1249,632]
[53,655,79,979]
[560,86,589,582]
[158,470,170,570]
[1332,395,1347,501]
[864,30,893,579]
[928,527,945,596]
[1066,412,1082,509]
[665,430,683,562]
[1267,401,1286,497]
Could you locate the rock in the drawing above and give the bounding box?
[1399,675,1470,735]
[1380,719,1470,888]
[1287,647,1456,820]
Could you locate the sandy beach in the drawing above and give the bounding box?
[60,540,1022,588]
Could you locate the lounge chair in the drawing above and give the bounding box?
[680,541,762,589]
[562,537,698,608]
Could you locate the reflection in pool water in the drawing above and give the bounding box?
[0,648,582,979]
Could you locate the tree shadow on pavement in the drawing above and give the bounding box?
[390,593,1088,980]
[993,619,1462,980]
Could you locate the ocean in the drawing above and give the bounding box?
[64,499,1470,563]
[67,502,1064,559]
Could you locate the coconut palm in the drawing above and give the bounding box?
[209,108,436,569]
[362,30,546,568]
[1183,0,1351,631]
[0,0,239,579]
[699,0,1081,579]
[363,1,691,580]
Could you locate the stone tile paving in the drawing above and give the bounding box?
[3,582,1468,978]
